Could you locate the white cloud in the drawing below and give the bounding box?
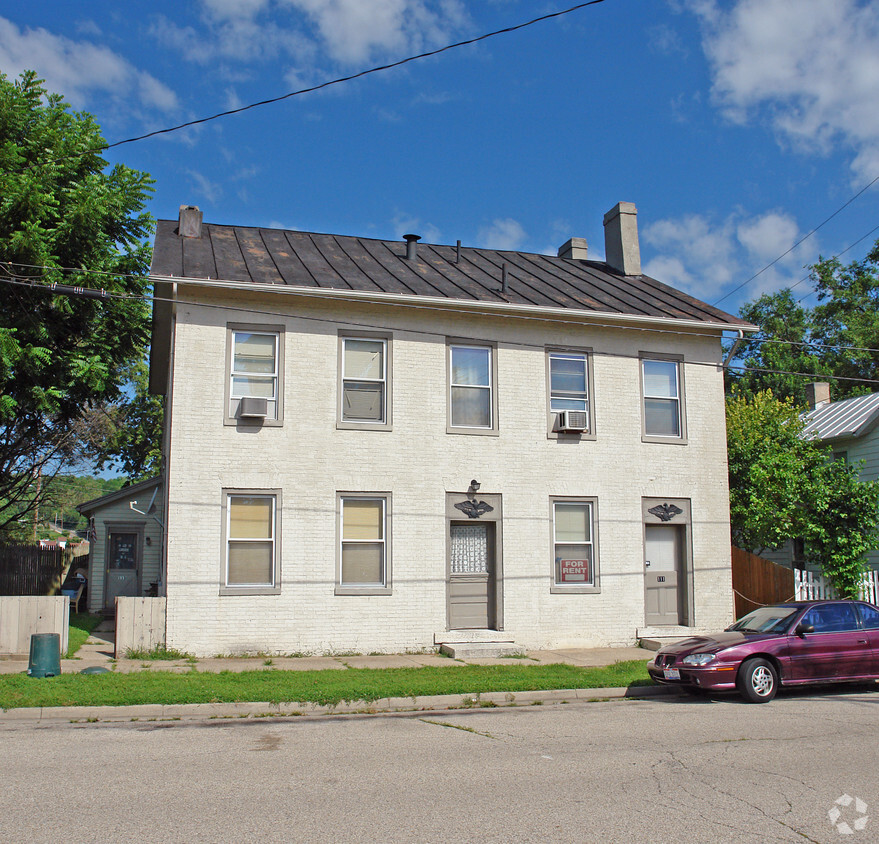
[642,209,813,302]
[478,218,527,251]
[154,1,468,71]
[391,213,441,243]
[0,17,178,114]
[688,0,879,184]
[187,169,223,204]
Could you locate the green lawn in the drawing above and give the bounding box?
[0,660,652,710]
[64,613,102,658]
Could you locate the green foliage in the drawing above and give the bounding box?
[0,71,154,536]
[65,612,102,658]
[729,239,879,405]
[0,661,652,710]
[727,389,879,596]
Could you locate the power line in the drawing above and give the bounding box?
[56,1,608,160]
[712,172,879,307]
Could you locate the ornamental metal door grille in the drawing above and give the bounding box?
[450,524,489,574]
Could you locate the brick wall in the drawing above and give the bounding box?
[163,293,733,655]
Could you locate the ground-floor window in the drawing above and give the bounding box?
[550,498,599,593]
[337,494,392,594]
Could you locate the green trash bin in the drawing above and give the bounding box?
[28,633,61,678]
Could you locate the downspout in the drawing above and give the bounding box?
[723,329,745,369]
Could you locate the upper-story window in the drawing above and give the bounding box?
[449,343,496,432]
[339,335,390,428]
[226,326,283,425]
[548,350,593,436]
[641,357,685,441]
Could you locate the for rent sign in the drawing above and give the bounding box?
[559,559,590,582]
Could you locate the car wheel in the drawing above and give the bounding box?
[737,658,777,703]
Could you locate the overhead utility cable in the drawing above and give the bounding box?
[82,2,608,156]
[712,172,879,307]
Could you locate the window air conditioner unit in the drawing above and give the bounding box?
[239,396,268,418]
[558,410,588,432]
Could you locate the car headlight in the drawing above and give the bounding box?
[682,653,716,666]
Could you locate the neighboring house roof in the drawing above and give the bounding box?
[801,392,879,441]
[149,220,751,328]
[77,476,163,516]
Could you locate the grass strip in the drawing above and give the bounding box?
[64,613,103,658]
[0,660,651,710]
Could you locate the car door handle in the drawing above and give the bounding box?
[858,640,868,645]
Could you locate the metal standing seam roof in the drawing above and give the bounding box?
[801,392,879,441]
[149,220,753,328]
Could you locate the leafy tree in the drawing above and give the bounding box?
[80,358,163,482]
[729,289,830,405]
[810,240,879,393]
[0,71,154,537]
[730,238,879,404]
[727,389,879,596]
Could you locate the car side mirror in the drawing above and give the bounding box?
[795,623,814,636]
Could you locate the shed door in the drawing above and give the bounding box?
[644,525,683,625]
[105,531,140,610]
[449,522,496,629]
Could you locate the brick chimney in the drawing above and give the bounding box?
[603,202,641,276]
[557,237,588,260]
[805,382,831,410]
[178,205,203,238]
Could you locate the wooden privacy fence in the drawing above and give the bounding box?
[730,547,796,618]
[115,597,166,658]
[795,569,879,603]
[0,544,64,596]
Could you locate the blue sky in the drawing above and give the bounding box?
[2,0,879,314]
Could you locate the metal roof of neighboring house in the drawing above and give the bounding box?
[149,219,752,328]
[801,392,879,441]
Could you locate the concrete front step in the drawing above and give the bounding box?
[435,630,517,644]
[439,642,526,659]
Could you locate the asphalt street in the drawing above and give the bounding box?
[2,688,877,843]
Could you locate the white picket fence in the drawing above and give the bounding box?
[795,569,879,603]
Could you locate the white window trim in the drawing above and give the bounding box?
[447,340,498,435]
[224,324,285,427]
[549,497,600,594]
[546,347,596,440]
[220,489,282,596]
[335,493,392,595]
[337,332,392,430]
[640,354,687,444]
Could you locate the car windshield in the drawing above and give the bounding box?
[727,606,799,634]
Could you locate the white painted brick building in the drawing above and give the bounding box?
[148,203,754,656]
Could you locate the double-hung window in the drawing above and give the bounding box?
[551,499,598,592]
[339,336,389,426]
[449,343,495,431]
[548,350,592,435]
[641,357,685,440]
[227,326,283,423]
[337,495,391,594]
[223,492,280,593]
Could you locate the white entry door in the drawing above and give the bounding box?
[644,524,683,625]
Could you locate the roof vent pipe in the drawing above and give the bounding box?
[403,233,420,261]
[456,240,461,263]
[178,204,203,239]
[502,263,508,293]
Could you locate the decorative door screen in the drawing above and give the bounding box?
[450,524,489,574]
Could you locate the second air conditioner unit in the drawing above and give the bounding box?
[557,410,588,432]
[239,396,268,418]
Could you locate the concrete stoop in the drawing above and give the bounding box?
[439,642,525,659]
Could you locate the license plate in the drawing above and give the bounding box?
[663,668,680,680]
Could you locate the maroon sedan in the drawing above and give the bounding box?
[647,600,879,702]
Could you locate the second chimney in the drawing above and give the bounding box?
[603,202,640,276]
[178,204,203,238]
[805,382,831,410]
[558,237,588,260]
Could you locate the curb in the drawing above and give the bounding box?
[0,685,677,726]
